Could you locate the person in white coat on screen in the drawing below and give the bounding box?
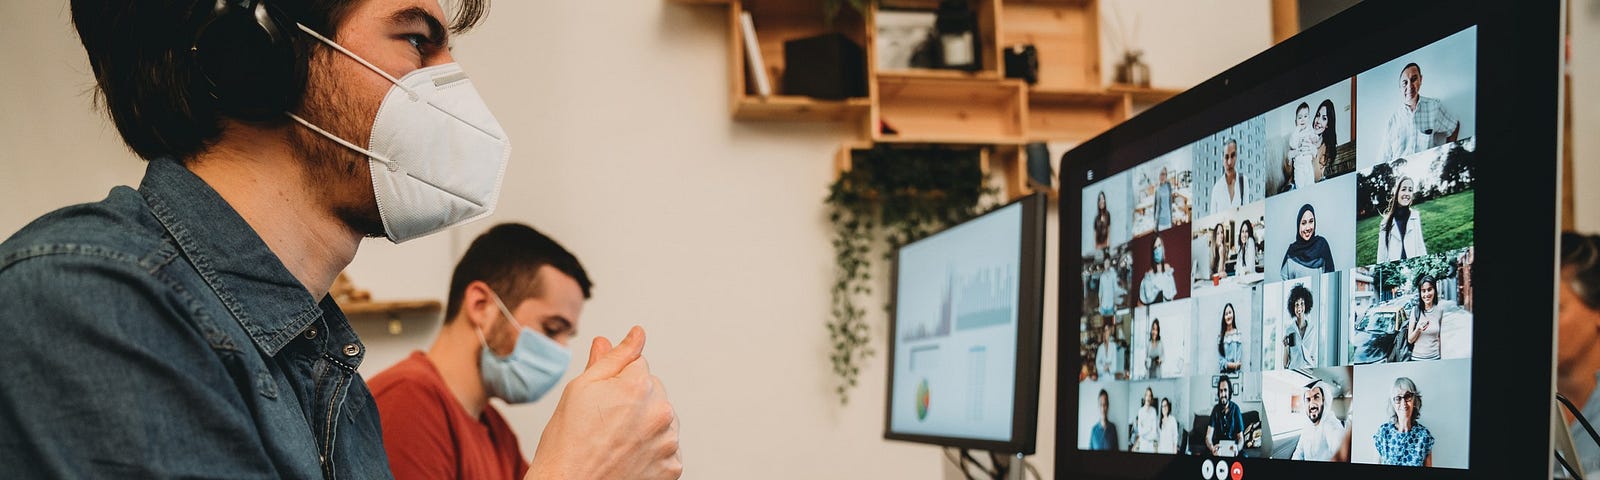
[1377,177,1427,263]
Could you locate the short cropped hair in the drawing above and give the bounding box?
[70,0,488,161]
[445,223,592,323]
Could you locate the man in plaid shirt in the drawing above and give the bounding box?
[1380,62,1461,161]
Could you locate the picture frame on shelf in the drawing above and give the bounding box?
[875,8,938,71]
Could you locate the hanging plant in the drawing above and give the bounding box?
[825,145,994,404]
[821,0,872,29]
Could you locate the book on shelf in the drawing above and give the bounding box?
[739,11,772,98]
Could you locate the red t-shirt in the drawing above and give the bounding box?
[369,351,529,480]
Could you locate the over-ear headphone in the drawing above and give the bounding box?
[1563,232,1600,309]
[191,0,300,121]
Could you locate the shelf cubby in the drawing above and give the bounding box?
[875,75,1027,144]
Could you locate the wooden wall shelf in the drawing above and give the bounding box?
[1000,0,1100,92]
[877,68,1003,81]
[672,0,1187,201]
[1108,85,1184,104]
[728,0,872,122]
[876,76,1027,144]
[340,300,442,318]
[735,95,870,121]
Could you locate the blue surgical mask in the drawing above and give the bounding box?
[476,290,571,404]
[1154,247,1166,264]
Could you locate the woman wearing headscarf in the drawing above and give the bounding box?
[1281,204,1336,280]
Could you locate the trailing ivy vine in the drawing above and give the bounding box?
[825,145,993,404]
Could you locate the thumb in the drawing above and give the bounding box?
[586,336,615,369]
[581,326,646,379]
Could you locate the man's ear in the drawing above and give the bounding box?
[461,280,498,331]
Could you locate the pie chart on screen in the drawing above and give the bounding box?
[915,379,931,421]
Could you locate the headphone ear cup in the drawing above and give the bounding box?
[1573,235,1600,309]
[193,1,297,120]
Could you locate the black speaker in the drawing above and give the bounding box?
[191,0,299,120]
[781,33,868,100]
[1004,44,1039,85]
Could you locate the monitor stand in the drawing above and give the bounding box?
[991,452,1027,480]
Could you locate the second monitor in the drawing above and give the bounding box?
[884,193,1047,455]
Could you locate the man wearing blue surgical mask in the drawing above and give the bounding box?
[0,1,679,478]
[370,223,590,480]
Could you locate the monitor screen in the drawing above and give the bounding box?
[886,194,1046,454]
[1058,1,1558,478]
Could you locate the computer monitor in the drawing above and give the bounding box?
[885,193,1047,454]
[1057,1,1559,478]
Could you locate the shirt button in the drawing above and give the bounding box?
[303,327,318,339]
[319,454,326,465]
[342,343,361,357]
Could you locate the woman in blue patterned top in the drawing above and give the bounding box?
[1373,377,1434,466]
[1217,303,1243,373]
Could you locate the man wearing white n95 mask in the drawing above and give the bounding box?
[371,223,606,479]
[0,0,679,478]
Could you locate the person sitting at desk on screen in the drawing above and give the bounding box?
[1207,376,1245,457]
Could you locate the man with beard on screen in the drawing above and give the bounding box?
[1291,381,1350,462]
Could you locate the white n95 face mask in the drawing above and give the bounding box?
[287,23,510,243]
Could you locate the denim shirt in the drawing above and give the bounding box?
[0,158,392,479]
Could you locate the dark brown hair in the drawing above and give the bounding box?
[445,223,593,323]
[70,0,488,161]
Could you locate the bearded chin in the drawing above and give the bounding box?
[289,54,387,239]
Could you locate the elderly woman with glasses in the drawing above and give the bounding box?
[1373,377,1434,466]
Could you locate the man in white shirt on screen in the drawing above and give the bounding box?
[1380,62,1460,161]
[1134,387,1160,453]
[1291,381,1349,462]
[1210,139,1246,215]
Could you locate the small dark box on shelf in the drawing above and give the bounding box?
[782,33,868,100]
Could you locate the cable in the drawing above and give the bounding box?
[1558,449,1586,480]
[962,449,998,478]
[945,447,980,480]
[986,451,1011,479]
[1024,458,1042,480]
[1559,393,1600,448]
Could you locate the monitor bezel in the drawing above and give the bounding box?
[884,193,1048,455]
[1055,0,1559,478]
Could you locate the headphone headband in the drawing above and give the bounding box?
[191,0,299,120]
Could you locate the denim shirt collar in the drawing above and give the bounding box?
[138,157,323,356]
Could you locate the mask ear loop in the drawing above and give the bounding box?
[294,23,415,99]
[476,289,526,360]
[284,22,415,169]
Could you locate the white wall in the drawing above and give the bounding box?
[1097,0,1275,90]
[1573,0,1600,231]
[46,0,1600,479]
